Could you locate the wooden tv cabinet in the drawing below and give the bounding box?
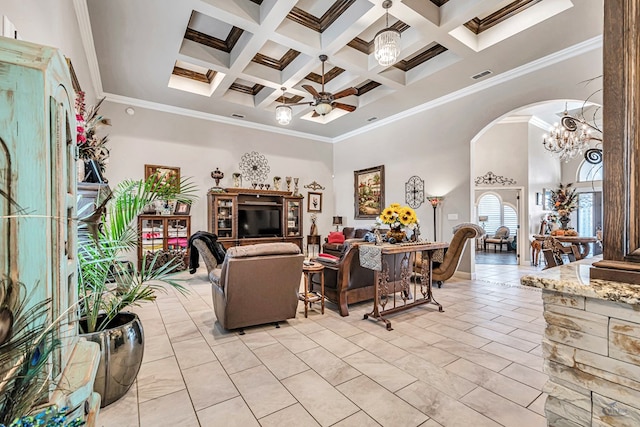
[207,188,304,250]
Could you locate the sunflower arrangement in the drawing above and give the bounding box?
[376,203,419,231]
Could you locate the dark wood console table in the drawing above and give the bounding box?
[361,241,449,331]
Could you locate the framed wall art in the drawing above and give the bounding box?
[354,165,385,219]
[542,188,553,210]
[145,164,180,191]
[307,192,322,213]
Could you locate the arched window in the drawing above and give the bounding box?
[477,193,517,236]
[578,160,603,182]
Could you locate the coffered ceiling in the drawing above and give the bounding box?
[81,0,603,140]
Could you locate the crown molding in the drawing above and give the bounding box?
[529,115,551,130]
[104,93,333,143]
[333,35,603,142]
[73,0,104,99]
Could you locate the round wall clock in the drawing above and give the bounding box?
[405,175,424,208]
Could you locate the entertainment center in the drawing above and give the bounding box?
[208,188,304,249]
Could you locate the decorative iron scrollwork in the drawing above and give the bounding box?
[585,148,603,164]
[474,171,516,186]
[405,175,424,208]
[303,181,325,191]
[239,151,270,184]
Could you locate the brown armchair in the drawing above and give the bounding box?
[415,225,481,287]
[208,242,304,330]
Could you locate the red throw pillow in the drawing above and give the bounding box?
[327,232,346,244]
[318,253,339,261]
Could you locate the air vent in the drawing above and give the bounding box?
[367,117,378,122]
[231,113,245,118]
[471,70,492,80]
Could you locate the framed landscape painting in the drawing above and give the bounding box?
[145,164,180,191]
[354,165,384,219]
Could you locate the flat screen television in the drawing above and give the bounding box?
[238,206,282,238]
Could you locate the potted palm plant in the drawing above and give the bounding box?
[77,173,196,406]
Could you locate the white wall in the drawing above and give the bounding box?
[0,0,96,102]
[333,46,602,277]
[100,102,334,244]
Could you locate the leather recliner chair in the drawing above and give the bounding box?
[208,242,304,330]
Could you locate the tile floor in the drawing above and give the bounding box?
[98,263,549,427]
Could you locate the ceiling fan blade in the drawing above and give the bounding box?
[302,84,320,99]
[333,102,356,112]
[311,111,320,118]
[284,101,314,107]
[333,87,357,100]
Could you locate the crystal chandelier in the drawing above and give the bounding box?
[275,87,292,125]
[374,0,401,66]
[542,109,602,162]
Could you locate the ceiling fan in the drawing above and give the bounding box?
[288,55,358,117]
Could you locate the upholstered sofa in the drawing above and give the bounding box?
[322,227,375,257]
[208,242,304,330]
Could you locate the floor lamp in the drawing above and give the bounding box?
[427,196,444,241]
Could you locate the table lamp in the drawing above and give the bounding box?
[332,216,343,231]
[478,215,488,229]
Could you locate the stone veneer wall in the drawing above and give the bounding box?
[542,290,640,426]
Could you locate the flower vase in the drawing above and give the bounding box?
[386,227,406,243]
[559,214,571,230]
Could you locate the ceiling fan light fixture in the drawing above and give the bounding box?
[375,0,401,66]
[275,87,292,125]
[314,102,333,116]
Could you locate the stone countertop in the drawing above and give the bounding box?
[520,257,640,305]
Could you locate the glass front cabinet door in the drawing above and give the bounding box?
[285,197,302,237]
[213,195,236,238]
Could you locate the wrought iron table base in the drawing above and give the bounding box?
[364,249,443,331]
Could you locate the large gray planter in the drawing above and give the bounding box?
[80,312,144,407]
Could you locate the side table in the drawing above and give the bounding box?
[306,234,322,258]
[299,261,325,318]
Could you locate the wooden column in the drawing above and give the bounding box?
[591,0,640,282]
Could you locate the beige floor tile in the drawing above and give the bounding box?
[142,333,174,363]
[164,318,201,343]
[493,315,546,335]
[240,330,279,349]
[348,332,411,362]
[394,354,476,399]
[283,370,359,426]
[316,316,366,338]
[253,342,310,379]
[500,362,549,390]
[331,410,380,426]
[197,396,260,427]
[308,329,363,358]
[337,376,428,427]
[509,327,545,344]
[481,342,544,371]
[200,321,239,347]
[419,420,443,426]
[528,393,548,416]
[391,322,447,345]
[172,336,217,369]
[137,356,185,403]
[468,325,538,352]
[97,382,138,427]
[259,403,320,427]
[424,324,491,348]
[212,339,262,374]
[189,309,216,329]
[269,325,320,353]
[461,387,547,427]
[139,318,166,338]
[396,381,500,427]
[297,346,362,386]
[388,335,458,366]
[159,307,192,324]
[230,365,296,418]
[139,389,198,427]
[182,360,239,410]
[344,350,417,392]
[444,358,541,407]
[432,339,512,372]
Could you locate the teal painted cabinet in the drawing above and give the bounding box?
[0,38,78,379]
